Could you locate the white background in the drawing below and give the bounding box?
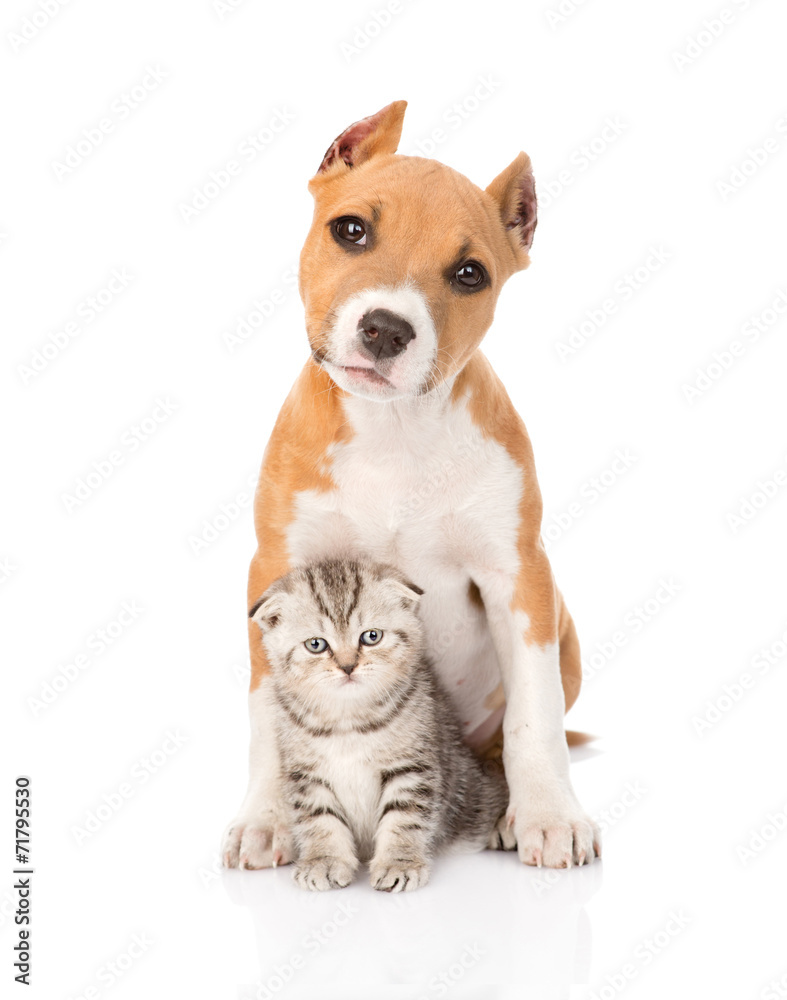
[2,0,787,997]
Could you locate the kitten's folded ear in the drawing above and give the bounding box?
[248,577,289,631]
[385,570,424,606]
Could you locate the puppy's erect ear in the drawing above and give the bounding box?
[486,152,537,268]
[248,578,290,631]
[313,101,407,178]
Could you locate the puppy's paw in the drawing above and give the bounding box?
[293,855,357,891]
[507,802,600,868]
[369,858,430,893]
[222,814,294,870]
[487,812,517,851]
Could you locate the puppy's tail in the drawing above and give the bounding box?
[566,730,598,747]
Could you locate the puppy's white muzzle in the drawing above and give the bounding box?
[320,284,437,400]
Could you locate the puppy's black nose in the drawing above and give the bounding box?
[358,308,415,360]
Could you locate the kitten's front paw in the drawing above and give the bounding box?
[222,813,293,870]
[507,797,600,868]
[370,858,430,893]
[293,856,357,891]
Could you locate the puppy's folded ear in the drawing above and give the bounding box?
[248,578,289,631]
[312,100,407,180]
[486,152,537,269]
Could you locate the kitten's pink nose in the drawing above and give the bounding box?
[337,658,357,676]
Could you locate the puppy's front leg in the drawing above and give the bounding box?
[221,675,294,869]
[478,551,600,868]
[222,553,294,870]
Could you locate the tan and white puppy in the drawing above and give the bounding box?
[223,101,600,870]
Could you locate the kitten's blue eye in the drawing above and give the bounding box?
[360,629,383,646]
[304,637,329,654]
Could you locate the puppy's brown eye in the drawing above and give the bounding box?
[455,262,486,287]
[333,217,367,245]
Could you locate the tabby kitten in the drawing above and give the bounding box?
[249,559,514,893]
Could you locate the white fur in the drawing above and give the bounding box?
[319,283,437,400]
[221,679,293,869]
[286,379,523,741]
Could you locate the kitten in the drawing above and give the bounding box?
[249,559,514,892]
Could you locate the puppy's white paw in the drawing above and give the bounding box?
[507,802,600,868]
[293,855,357,891]
[370,858,430,893]
[222,814,294,870]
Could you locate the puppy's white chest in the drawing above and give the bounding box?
[317,392,521,560]
[286,390,524,738]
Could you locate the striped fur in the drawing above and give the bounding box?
[250,560,513,892]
